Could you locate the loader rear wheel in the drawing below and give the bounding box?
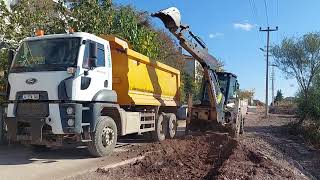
[240,117,245,134]
[152,114,166,141]
[88,116,117,157]
[230,114,241,138]
[165,113,177,139]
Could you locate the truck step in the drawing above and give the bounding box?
[81,139,92,143]
[82,107,90,111]
[81,123,90,126]
[139,127,155,133]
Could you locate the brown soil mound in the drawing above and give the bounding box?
[94,132,297,180]
[97,133,237,180]
[217,144,296,180]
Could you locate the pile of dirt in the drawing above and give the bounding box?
[217,144,296,180]
[93,132,299,180]
[96,133,237,180]
[269,105,297,115]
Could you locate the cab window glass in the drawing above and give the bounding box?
[83,41,105,68]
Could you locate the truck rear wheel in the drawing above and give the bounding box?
[152,114,166,141]
[165,113,177,138]
[88,116,117,157]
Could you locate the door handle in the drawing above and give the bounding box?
[104,80,108,88]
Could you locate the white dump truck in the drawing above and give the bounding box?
[4,32,181,157]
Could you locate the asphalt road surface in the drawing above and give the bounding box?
[0,121,186,180]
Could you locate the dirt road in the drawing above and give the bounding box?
[1,109,319,180]
[0,122,186,180]
[72,108,318,180]
[237,109,320,179]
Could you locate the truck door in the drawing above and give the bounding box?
[76,40,112,101]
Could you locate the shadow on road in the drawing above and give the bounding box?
[0,120,188,166]
[0,145,94,165]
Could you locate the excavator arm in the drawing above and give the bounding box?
[152,7,225,123]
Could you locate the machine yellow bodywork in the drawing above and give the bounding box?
[101,35,180,106]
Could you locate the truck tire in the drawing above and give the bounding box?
[151,114,166,141]
[239,117,245,134]
[88,116,117,157]
[230,114,241,138]
[165,113,177,139]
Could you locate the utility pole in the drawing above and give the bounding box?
[270,64,276,106]
[260,26,278,117]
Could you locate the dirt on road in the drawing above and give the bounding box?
[1,109,317,180]
[72,109,318,180]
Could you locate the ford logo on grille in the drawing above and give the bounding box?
[26,78,38,85]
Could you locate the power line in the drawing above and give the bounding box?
[248,0,264,44]
[276,0,279,17]
[248,0,258,23]
[276,0,280,43]
[263,0,269,26]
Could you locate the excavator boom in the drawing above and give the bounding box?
[152,7,225,123]
[152,7,246,137]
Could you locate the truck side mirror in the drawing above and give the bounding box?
[88,42,97,68]
[8,49,14,69]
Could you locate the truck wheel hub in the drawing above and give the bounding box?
[102,127,114,147]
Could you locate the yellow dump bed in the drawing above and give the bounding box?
[101,35,180,106]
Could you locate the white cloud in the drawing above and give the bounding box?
[233,23,255,31]
[209,32,224,39]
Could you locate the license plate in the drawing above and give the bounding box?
[22,94,39,100]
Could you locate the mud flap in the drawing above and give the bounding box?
[30,118,46,144]
[4,118,17,142]
[5,118,46,144]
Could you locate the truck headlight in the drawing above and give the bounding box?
[67,119,75,127]
[66,107,74,115]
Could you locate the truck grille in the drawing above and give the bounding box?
[15,91,49,117]
[16,103,49,117]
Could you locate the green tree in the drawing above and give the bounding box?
[69,1,161,59]
[0,0,69,100]
[274,90,284,103]
[238,89,255,100]
[180,73,196,103]
[0,0,69,48]
[0,0,185,102]
[272,33,320,122]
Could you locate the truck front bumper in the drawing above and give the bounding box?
[5,102,83,144]
[5,117,46,144]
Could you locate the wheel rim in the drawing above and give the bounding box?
[169,118,177,135]
[102,126,115,147]
[160,119,164,134]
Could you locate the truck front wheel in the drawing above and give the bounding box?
[88,116,117,157]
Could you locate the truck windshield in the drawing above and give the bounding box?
[11,37,80,73]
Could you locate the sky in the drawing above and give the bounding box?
[115,0,320,102]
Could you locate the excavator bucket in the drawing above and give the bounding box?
[151,7,181,32]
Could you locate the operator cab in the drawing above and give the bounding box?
[217,72,238,104]
[200,71,238,106]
